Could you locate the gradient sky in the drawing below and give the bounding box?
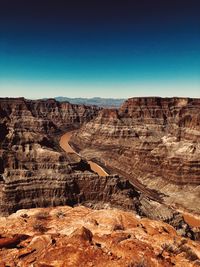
[0,0,200,99]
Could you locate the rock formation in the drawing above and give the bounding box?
[0,97,199,240]
[0,98,139,215]
[0,205,200,266]
[0,96,200,266]
[71,97,200,214]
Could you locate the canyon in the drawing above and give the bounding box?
[71,97,200,215]
[0,97,137,215]
[0,96,200,265]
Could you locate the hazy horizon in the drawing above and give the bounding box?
[0,81,199,99]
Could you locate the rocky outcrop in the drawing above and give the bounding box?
[71,97,200,213]
[0,205,200,266]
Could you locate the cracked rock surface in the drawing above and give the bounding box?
[0,205,200,267]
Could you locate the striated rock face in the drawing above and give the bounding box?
[71,97,200,213]
[0,97,199,237]
[0,170,140,215]
[0,98,142,216]
[0,97,100,136]
[0,97,100,170]
[0,205,200,266]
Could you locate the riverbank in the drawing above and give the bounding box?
[59,131,108,177]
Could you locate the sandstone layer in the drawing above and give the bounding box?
[70,97,200,213]
[0,98,141,216]
[1,205,200,267]
[0,97,199,237]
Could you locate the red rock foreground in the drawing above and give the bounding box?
[0,206,200,267]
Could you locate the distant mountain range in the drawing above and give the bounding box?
[55,97,125,108]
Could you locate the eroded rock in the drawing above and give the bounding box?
[0,205,199,266]
[71,97,200,213]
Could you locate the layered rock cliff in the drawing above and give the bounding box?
[0,97,100,136]
[0,97,199,238]
[0,205,200,266]
[70,97,200,213]
[0,98,141,216]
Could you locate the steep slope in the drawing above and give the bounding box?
[0,97,198,238]
[70,97,200,213]
[0,98,139,215]
[0,205,200,267]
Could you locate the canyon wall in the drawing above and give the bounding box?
[71,97,200,213]
[0,97,199,235]
[0,98,141,216]
[0,96,199,264]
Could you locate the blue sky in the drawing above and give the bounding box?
[0,0,199,98]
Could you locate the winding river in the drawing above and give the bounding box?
[60,131,200,227]
[60,131,108,177]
